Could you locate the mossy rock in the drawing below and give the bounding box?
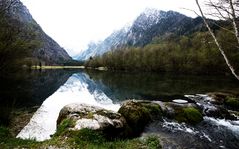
[118,100,162,137]
[56,103,128,139]
[175,107,203,125]
[225,97,239,111]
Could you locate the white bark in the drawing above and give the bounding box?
[196,0,239,80]
[229,0,239,46]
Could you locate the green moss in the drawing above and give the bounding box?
[118,101,162,137]
[87,112,94,119]
[175,107,203,125]
[118,102,151,137]
[142,103,162,119]
[225,97,239,110]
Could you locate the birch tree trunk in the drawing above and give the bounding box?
[195,0,239,80]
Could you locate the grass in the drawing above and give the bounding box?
[0,126,40,148]
[0,120,162,149]
[53,118,75,137]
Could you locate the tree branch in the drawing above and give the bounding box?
[195,0,239,80]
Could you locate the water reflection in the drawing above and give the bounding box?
[17,73,120,141]
[0,69,73,126]
[86,70,239,101]
[2,69,239,141]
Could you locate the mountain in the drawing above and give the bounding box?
[75,8,204,61]
[0,0,72,70]
[74,26,130,61]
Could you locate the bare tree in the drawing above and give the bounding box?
[195,0,239,80]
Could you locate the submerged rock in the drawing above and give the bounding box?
[57,103,127,138]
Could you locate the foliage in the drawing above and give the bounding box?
[85,28,239,75]
[0,13,41,72]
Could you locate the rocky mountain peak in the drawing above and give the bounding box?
[75,9,203,61]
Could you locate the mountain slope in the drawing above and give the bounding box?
[0,0,71,70]
[75,9,204,61]
[75,26,130,60]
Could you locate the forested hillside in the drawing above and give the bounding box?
[85,28,239,74]
[0,0,72,72]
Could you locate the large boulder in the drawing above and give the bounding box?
[57,103,127,138]
[118,100,162,137]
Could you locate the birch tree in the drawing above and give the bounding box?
[195,0,239,80]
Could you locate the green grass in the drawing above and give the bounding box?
[145,135,162,149]
[0,126,39,148]
[0,120,162,149]
[53,118,75,137]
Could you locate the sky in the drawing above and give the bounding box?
[21,0,199,56]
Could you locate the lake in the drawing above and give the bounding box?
[0,69,239,147]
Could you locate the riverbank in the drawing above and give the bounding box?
[2,91,239,148]
[0,126,161,149]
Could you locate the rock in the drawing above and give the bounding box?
[95,67,108,71]
[204,106,237,120]
[174,107,203,125]
[154,100,203,125]
[118,100,162,137]
[172,99,188,104]
[186,94,237,120]
[207,92,233,105]
[57,103,127,138]
[225,97,239,111]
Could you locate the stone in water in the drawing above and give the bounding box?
[173,99,188,104]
